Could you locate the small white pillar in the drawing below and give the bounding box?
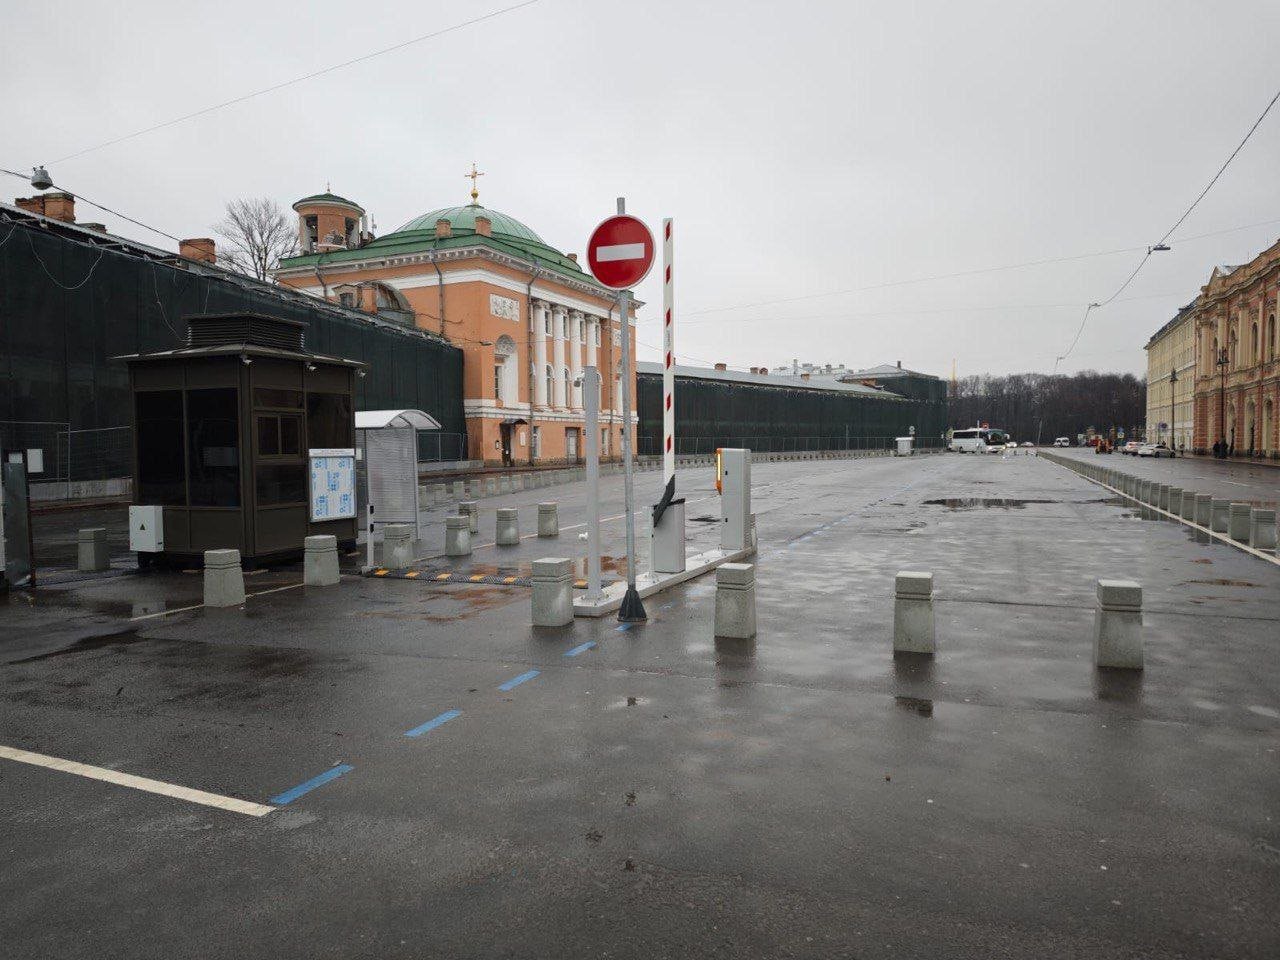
[1210,500,1231,533]
[445,515,471,556]
[303,535,340,586]
[452,480,466,498]
[1250,508,1277,551]
[1179,490,1196,521]
[1228,503,1251,542]
[459,501,479,533]
[893,571,935,654]
[496,507,520,546]
[432,483,448,504]
[1194,494,1212,526]
[203,549,245,608]
[1094,579,1142,670]
[714,562,757,639]
[382,523,414,568]
[531,557,574,627]
[537,502,559,538]
[77,527,109,572]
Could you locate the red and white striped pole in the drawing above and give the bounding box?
[661,217,676,499]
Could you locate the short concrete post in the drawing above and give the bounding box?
[467,479,484,499]
[1139,480,1153,505]
[1208,499,1231,533]
[1094,580,1142,670]
[417,484,432,508]
[445,515,471,556]
[484,477,498,497]
[496,507,520,546]
[432,483,448,504]
[452,480,466,498]
[383,523,414,568]
[714,562,757,639]
[77,527,109,572]
[1157,484,1170,512]
[1228,502,1251,543]
[1194,493,1212,526]
[459,501,479,533]
[1179,490,1196,521]
[1250,508,1277,551]
[303,535,340,586]
[531,557,574,627]
[203,549,245,608]
[1167,487,1183,515]
[537,502,559,538]
[498,476,511,495]
[893,571,935,655]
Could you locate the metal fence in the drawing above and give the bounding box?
[637,435,946,456]
[416,431,467,463]
[1,421,134,500]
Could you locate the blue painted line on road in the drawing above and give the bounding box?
[499,669,540,691]
[269,763,353,805]
[405,709,461,738]
[564,641,596,657]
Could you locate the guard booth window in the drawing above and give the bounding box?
[135,390,186,505]
[186,388,239,506]
[255,412,305,505]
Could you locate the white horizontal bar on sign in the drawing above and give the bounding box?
[0,744,275,817]
[595,243,646,262]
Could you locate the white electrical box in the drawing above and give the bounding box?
[719,448,752,551]
[129,505,164,553]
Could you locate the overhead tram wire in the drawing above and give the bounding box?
[47,0,541,165]
[1053,83,1280,371]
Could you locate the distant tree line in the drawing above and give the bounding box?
[949,371,1147,442]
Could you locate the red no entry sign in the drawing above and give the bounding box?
[586,214,655,289]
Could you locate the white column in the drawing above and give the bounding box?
[532,299,548,409]
[551,305,567,410]
[586,315,599,370]
[569,310,584,411]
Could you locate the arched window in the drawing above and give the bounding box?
[1269,314,1276,359]
[494,335,518,403]
[1251,322,1259,365]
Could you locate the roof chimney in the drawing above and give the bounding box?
[179,238,217,264]
[15,192,76,223]
[714,362,727,371]
[897,359,902,369]
[475,215,492,237]
[567,252,578,263]
[800,372,810,381]
[435,218,452,239]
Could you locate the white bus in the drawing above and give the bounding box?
[948,428,1010,453]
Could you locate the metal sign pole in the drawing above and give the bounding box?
[584,366,603,600]
[616,197,646,622]
[662,217,676,494]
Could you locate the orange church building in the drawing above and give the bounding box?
[273,180,639,466]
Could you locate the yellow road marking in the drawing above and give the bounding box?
[405,571,420,579]
[469,574,486,582]
[374,569,388,576]
[434,573,452,581]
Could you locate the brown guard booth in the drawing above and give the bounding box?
[123,313,364,566]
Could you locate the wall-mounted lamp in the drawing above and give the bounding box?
[306,362,317,372]
[240,354,253,366]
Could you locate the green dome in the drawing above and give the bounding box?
[393,204,545,244]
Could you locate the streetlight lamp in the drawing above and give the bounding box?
[1215,346,1229,457]
[1168,366,1178,456]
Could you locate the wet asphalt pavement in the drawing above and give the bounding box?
[2,453,1279,959]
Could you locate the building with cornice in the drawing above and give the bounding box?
[274,186,638,465]
[1188,241,1280,457]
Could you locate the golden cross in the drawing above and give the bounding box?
[465,162,484,203]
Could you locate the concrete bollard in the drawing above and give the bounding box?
[1179,490,1196,521]
[714,562,757,639]
[1094,580,1142,670]
[203,549,245,608]
[498,476,511,495]
[459,501,479,533]
[467,479,484,499]
[893,571,935,655]
[1228,503,1251,543]
[303,535,340,586]
[531,557,574,627]
[496,507,520,546]
[417,484,432,508]
[1194,493,1212,527]
[77,527,110,572]
[537,502,559,538]
[1210,499,1231,533]
[1157,484,1171,512]
[432,483,448,504]
[1139,480,1153,505]
[1250,508,1277,552]
[485,477,498,497]
[452,480,466,498]
[445,515,471,556]
[514,475,526,491]
[1167,487,1183,516]
[383,523,414,568]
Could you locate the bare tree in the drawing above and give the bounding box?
[214,198,297,282]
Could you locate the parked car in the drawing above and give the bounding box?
[1137,442,1171,458]
[1052,437,1070,447]
[1121,441,1141,455]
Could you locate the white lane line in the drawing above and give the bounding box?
[0,744,274,817]
[129,582,304,622]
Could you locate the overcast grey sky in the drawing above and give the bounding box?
[5,0,1279,378]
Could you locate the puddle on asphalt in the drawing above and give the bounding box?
[894,695,934,717]
[572,555,628,579]
[1178,578,1259,588]
[922,498,1057,509]
[8,627,142,664]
